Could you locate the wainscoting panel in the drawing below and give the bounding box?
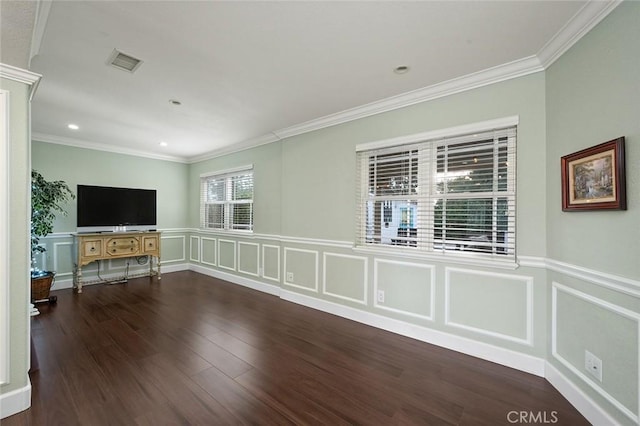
[238,242,260,277]
[262,244,280,283]
[52,242,74,277]
[200,237,216,266]
[160,235,186,264]
[323,253,367,305]
[218,239,237,271]
[190,236,200,262]
[374,258,434,321]
[445,267,533,345]
[552,282,639,423]
[283,247,319,292]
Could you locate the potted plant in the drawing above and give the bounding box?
[31,170,74,303]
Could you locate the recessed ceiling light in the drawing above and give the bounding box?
[68,124,79,130]
[169,99,182,106]
[159,141,168,147]
[393,65,410,74]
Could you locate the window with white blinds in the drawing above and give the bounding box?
[200,166,253,231]
[356,125,516,260]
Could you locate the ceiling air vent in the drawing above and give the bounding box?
[107,49,143,73]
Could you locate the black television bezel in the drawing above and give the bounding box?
[76,184,157,233]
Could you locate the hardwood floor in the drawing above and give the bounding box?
[5,271,588,425]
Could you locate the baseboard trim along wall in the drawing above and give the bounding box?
[0,382,31,419]
[545,362,619,426]
[280,288,546,377]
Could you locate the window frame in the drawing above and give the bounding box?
[355,117,518,266]
[200,165,254,232]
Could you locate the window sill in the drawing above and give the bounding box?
[352,245,519,270]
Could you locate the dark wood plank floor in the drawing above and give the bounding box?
[5,271,588,425]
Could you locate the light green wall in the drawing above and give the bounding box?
[0,77,31,397]
[546,1,639,280]
[31,141,190,231]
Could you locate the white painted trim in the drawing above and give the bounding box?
[32,133,187,163]
[547,258,640,298]
[29,0,53,64]
[353,246,518,270]
[237,241,260,277]
[517,255,547,269]
[0,90,8,385]
[160,235,186,263]
[444,267,534,346]
[200,237,217,266]
[0,381,31,419]
[537,1,622,68]
[322,252,368,305]
[189,236,201,262]
[190,263,280,296]
[283,247,319,293]
[52,241,73,277]
[373,258,435,321]
[545,362,621,426]
[551,282,639,423]
[356,115,519,152]
[261,244,280,283]
[0,63,41,94]
[280,288,545,377]
[217,239,237,272]
[199,164,253,178]
[187,133,280,164]
[279,61,534,143]
[280,235,352,249]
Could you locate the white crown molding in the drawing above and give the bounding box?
[29,0,53,66]
[32,132,188,163]
[275,56,542,142]
[0,63,42,100]
[537,0,622,69]
[186,132,280,164]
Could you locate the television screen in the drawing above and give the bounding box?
[77,185,157,232]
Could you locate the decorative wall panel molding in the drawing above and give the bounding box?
[261,244,280,283]
[373,258,435,321]
[323,252,368,305]
[552,282,639,423]
[445,267,533,346]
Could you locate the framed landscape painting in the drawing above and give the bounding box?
[561,137,626,211]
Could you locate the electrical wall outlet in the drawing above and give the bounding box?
[286,272,294,282]
[585,350,603,382]
[377,290,385,303]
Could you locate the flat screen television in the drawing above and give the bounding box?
[77,185,157,233]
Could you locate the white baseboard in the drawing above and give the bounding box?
[0,381,31,419]
[545,362,620,426]
[280,289,546,377]
[189,264,280,296]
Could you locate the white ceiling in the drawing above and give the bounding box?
[17,1,617,162]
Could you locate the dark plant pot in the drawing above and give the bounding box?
[31,271,57,304]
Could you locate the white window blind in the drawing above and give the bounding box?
[356,126,516,260]
[200,166,253,231]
